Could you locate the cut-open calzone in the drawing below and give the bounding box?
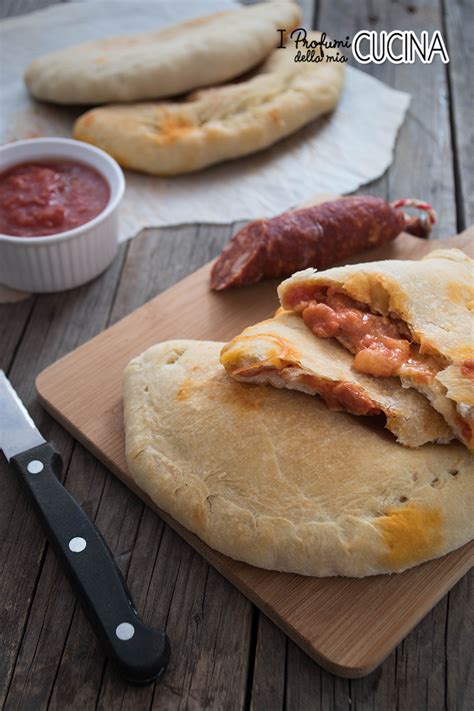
[124,340,474,577]
[278,249,474,451]
[221,310,453,447]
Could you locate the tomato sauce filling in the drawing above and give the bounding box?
[289,286,439,382]
[0,160,110,237]
[461,359,474,380]
[233,364,382,417]
[456,416,473,444]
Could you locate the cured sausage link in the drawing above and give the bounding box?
[210,196,435,291]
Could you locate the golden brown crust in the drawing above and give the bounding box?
[123,339,474,577]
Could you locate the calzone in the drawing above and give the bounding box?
[220,310,453,447]
[25,1,301,104]
[73,31,344,175]
[279,249,474,450]
[123,339,473,577]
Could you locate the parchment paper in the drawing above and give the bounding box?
[0,0,410,300]
[0,0,410,239]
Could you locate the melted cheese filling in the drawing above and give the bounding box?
[300,288,440,382]
[286,285,474,445]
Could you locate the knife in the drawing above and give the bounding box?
[0,370,170,684]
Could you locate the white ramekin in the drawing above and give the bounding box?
[0,138,125,293]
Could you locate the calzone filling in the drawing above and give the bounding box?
[231,362,382,417]
[284,285,474,443]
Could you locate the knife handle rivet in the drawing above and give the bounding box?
[69,537,87,553]
[27,460,44,474]
[115,622,135,641]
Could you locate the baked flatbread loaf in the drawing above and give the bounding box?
[220,310,453,447]
[25,1,301,105]
[279,249,474,451]
[73,31,344,175]
[123,339,474,577]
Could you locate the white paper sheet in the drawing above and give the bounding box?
[0,0,410,300]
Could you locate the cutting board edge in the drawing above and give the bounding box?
[35,261,212,390]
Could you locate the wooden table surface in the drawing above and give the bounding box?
[0,1,472,709]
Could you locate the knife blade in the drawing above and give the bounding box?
[0,371,45,459]
[0,370,170,684]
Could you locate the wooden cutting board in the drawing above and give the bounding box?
[36,228,474,678]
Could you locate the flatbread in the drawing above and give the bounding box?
[220,311,453,447]
[123,339,474,577]
[24,1,301,105]
[279,249,474,451]
[73,31,344,175]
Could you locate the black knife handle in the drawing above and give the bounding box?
[11,442,170,684]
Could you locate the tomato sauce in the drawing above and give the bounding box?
[0,160,110,237]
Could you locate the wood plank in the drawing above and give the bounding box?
[445,572,474,711]
[0,244,128,707]
[0,298,36,373]
[379,0,456,239]
[443,0,474,228]
[285,638,350,711]
[318,0,456,238]
[36,229,474,680]
[250,616,286,710]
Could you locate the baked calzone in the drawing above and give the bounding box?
[279,249,474,450]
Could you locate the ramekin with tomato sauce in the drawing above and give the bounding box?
[0,138,125,292]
